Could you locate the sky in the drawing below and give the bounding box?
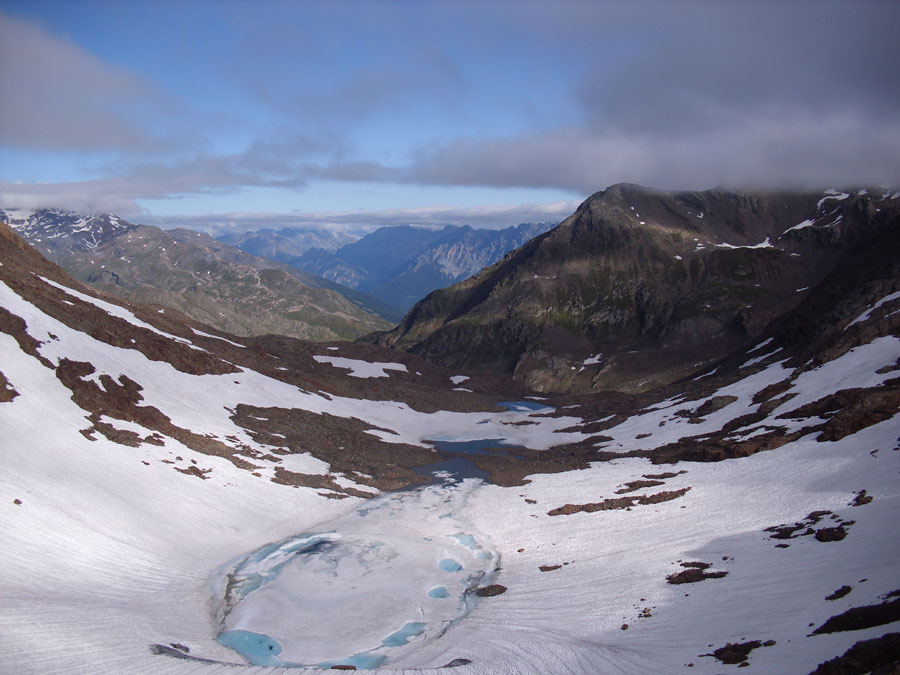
[1,0,898,234]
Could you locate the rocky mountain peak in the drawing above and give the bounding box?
[376,185,900,393]
[1,208,136,254]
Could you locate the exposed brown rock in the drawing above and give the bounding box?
[812,596,900,635]
[615,479,665,494]
[826,586,852,601]
[548,487,690,516]
[667,561,729,584]
[0,369,19,402]
[474,584,507,597]
[809,632,900,675]
[850,490,873,506]
[707,640,764,665]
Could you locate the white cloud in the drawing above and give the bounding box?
[0,11,178,152]
[139,201,580,235]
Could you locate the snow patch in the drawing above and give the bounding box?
[190,328,246,348]
[717,237,774,250]
[313,355,408,378]
[817,190,850,210]
[845,290,900,329]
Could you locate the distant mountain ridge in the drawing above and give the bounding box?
[218,227,357,266]
[375,183,900,393]
[281,222,557,312]
[1,208,135,253]
[1,209,392,341]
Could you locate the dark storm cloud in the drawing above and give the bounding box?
[574,1,900,135]
[403,0,900,191]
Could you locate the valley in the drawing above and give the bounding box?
[2,183,899,673]
[5,2,899,672]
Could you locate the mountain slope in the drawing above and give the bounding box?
[377,184,900,393]
[2,210,392,340]
[293,222,556,312]
[2,222,899,673]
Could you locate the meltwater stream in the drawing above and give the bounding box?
[210,478,500,669]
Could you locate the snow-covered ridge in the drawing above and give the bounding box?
[2,208,134,250]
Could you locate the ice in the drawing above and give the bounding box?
[450,375,469,385]
[212,480,499,668]
[216,630,283,666]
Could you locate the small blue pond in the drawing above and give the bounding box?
[499,400,551,412]
[439,558,463,572]
[381,622,426,647]
[217,630,283,667]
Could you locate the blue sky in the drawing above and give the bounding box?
[1,0,898,233]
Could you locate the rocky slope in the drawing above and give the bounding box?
[1,209,392,341]
[292,222,555,312]
[2,220,899,673]
[377,184,900,393]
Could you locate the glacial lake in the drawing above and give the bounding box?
[211,478,500,669]
[210,402,548,669]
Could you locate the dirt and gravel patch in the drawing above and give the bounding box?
[703,639,776,666]
[667,561,729,585]
[547,487,691,516]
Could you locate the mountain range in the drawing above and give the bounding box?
[377,184,900,393]
[1,209,393,341]
[230,222,556,313]
[218,226,357,266]
[2,183,900,673]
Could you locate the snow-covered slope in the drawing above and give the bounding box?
[1,223,899,673]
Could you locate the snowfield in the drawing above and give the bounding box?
[1,270,899,673]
